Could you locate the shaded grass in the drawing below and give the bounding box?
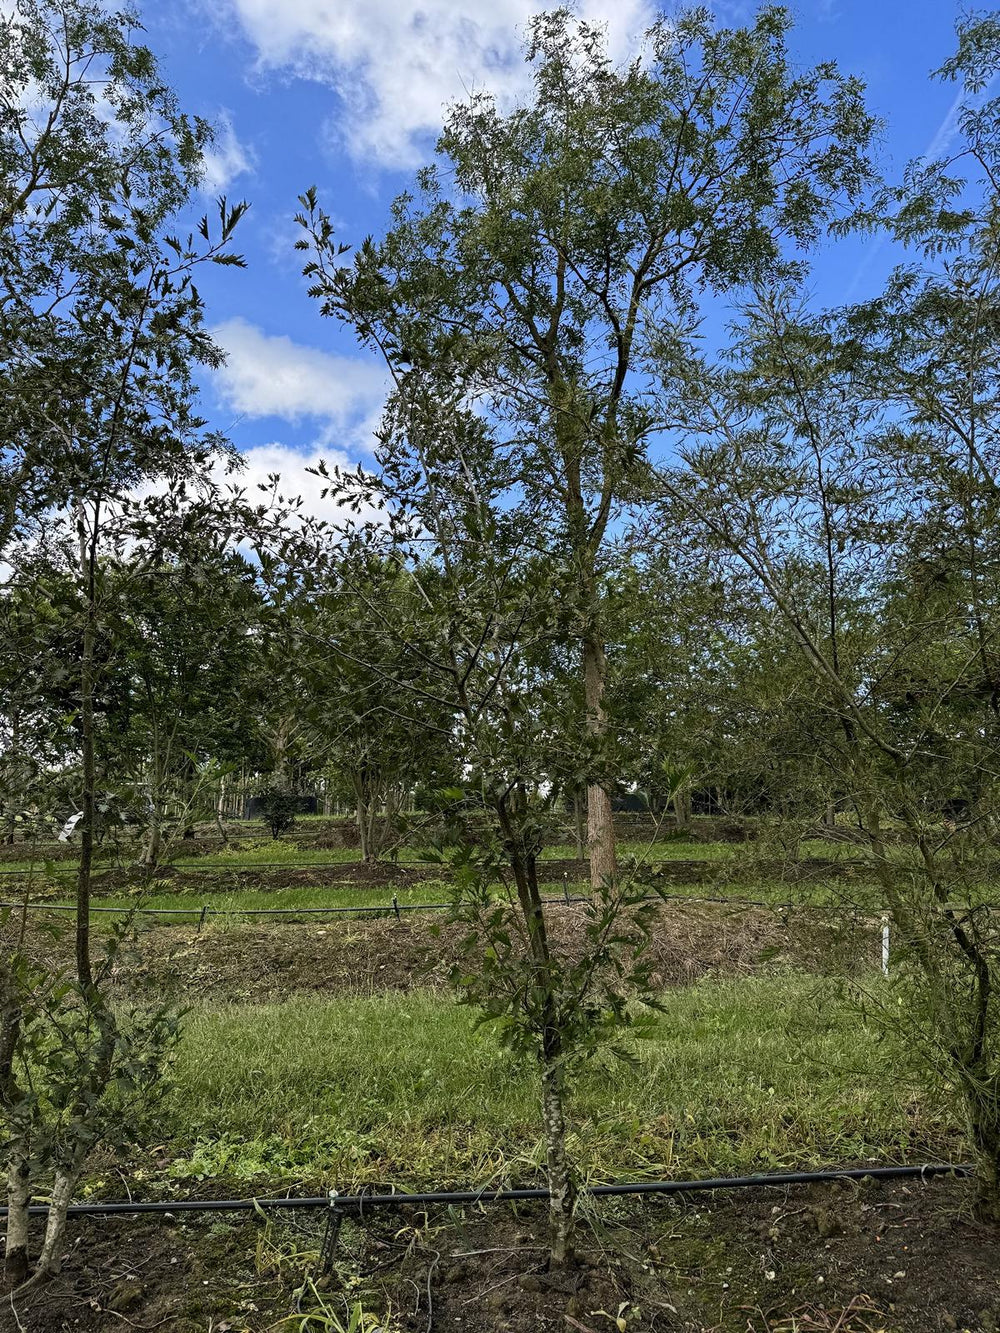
[0,835,867,877]
[23,871,881,927]
[19,880,483,926]
[165,974,951,1190]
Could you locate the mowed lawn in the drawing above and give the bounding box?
[0,833,867,879]
[162,973,955,1190]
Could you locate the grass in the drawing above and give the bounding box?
[163,973,953,1190]
[0,834,868,878]
[98,882,450,924]
[18,870,880,927]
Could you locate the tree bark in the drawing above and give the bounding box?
[141,809,162,870]
[72,494,103,990]
[34,1167,77,1279]
[354,778,370,863]
[4,1147,30,1288]
[494,792,577,1264]
[541,1049,575,1265]
[583,634,616,891]
[965,1083,1000,1224]
[76,593,96,991]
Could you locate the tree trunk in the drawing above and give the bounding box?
[4,1146,30,1288]
[141,810,162,869]
[356,796,369,862]
[583,634,616,891]
[674,789,692,829]
[541,1048,575,1265]
[215,781,229,847]
[965,1084,1000,1224]
[34,1167,77,1280]
[495,791,576,1264]
[77,594,96,991]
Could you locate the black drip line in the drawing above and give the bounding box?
[0,1163,972,1220]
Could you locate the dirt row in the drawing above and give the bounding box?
[2,854,871,899]
[2,1175,996,1331]
[3,898,877,1004]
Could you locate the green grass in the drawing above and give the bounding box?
[163,973,953,1190]
[134,882,446,922]
[19,870,884,927]
[540,836,868,863]
[0,835,867,878]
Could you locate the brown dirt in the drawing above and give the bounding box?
[46,900,875,1005]
[1,1176,997,1332]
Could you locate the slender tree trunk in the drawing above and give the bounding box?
[674,789,692,829]
[215,779,229,847]
[77,596,96,991]
[33,1166,77,1280]
[495,793,577,1264]
[967,1090,1000,1223]
[540,1043,575,1265]
[141,809,162,869]
[0,932,29,1287]
[356,792,369,862]
[583,633,616,891]
[4,1144,30,1288]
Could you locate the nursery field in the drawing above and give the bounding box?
[12,0,1000,1326]
[2,821,997,1333]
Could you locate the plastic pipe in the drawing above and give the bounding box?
[1,1163,971,1219]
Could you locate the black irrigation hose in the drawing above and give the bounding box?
[1,1163,972,1219]
[0,898,461,918]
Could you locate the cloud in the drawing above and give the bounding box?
[223,442,364,526]
[200,112,255,193]
[211,317,386,442]
[216,0,655,168]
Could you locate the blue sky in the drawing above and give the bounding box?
[138,0,975,514]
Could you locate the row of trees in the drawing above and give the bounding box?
[280,4,1000,1257]
[5,0,1000,1283]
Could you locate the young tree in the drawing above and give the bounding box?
[653,3,1000,1207]
[288,566,454,862]
[295,4,877,890]
[0,0,249,1289]
[0,0,222,549]
[264,378,662,1263]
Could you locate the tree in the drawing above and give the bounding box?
[0,0,249,1289]
[99,519,266,869]
[0,0,223,549]
[263,387,666,1263]
[294,3,877,891]
[288,562,455,862]
[652,4,1000,1209]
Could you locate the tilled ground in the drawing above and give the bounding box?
[0,1176,996,1332]
[6,898,879,1004]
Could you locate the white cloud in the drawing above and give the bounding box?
[216,0,655,168]
[211,317,386,441]
[200,112,255,193]
[223,442,363,526]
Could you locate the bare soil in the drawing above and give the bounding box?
[1,1176,996,1332]
[0,900,877,1004]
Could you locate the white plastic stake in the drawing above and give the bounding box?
[881,914,890,977]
